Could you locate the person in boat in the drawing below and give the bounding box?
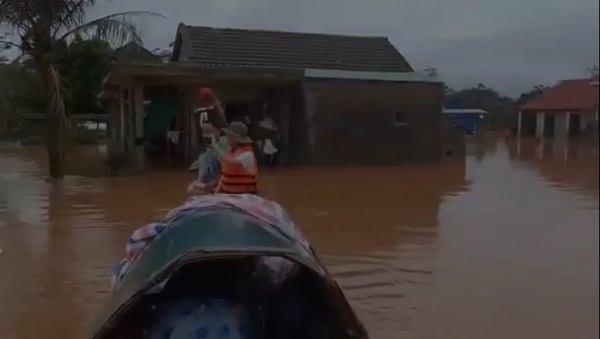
[187,124,229,196]
[211,121,259,195]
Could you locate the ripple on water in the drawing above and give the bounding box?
[1,140,599,339]
[322,244,435,336]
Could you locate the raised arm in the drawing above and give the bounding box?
[213,98,228,128]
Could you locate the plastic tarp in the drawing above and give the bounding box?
[111,194,310,290]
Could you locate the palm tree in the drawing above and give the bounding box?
[0,1,162,178]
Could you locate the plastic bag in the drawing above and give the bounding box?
[197,136,229,183]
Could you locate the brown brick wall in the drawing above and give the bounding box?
[299,79,444,165]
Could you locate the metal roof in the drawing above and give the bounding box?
[304,69,442,83]
[443,108,489,114]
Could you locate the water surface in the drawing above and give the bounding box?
[0,136,598,339]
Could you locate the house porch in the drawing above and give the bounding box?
[99,62,304,173]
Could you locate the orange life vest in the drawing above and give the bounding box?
[218,145,258,194]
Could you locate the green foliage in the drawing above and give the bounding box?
[445,84,515,129]
[1,37,114,120]
[1,0,163,177]
[445,84,513,112]
[423,65,439,79]
[514,85,548,107]
[0,62,42,130]
[56,36,115,115]
[588,64,599,80]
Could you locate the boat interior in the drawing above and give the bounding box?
[104,256,356,339]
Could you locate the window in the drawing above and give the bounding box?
[394,111,409,126]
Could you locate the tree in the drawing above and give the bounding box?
[0,61,21,130]
[514,85,548,107]
[0,1,162,178]
[151,41,175,63]
[587,64,599,80]
[151,47,172,63]
[1,60,45,117]
[445,84,515,128]
[423,65,439,79]
[6,38,116,117]
[56,36,115,115]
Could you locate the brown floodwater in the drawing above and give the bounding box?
[0,136,598,339]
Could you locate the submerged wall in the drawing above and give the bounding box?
[300,78,445,165]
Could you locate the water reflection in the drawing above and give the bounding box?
[259,162,470,335]
[0,137,598,339]
[508,137,599,195]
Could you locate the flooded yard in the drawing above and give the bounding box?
[0,136,598,339]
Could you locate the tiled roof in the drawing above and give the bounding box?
[175,24,413,72]
[519,79,599,112]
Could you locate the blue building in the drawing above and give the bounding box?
[442,108,488,135]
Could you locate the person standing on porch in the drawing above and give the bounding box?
[188,87,228,172]
[194,87,227,146]
[212,121,259,195]
[258,112,279,166]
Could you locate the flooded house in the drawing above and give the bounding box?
[517,79,599,139]
[100,24,445,171]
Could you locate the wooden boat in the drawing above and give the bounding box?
[90,210,369,339]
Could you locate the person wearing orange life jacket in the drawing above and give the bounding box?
[210,121,259,194]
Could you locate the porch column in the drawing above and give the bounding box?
[277,97,291,166]
[133,84,145,171]
[517,110,522,135]
[109,99,119,142]
[595,109,599,140]
[106,95,120,155]
[186,86,199,161]
[126,86,135,153]
[119,87,126,149]
[565,111,571,138]
[535,111,545,138]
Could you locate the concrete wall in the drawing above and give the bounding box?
[300,79,445,165]
[579,111,597,130]
[525,110,598,139]
[535,112,545,138]
[554,114,568,140]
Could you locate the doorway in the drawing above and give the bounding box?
[224,101,253,126]
[520,113,536,136]
[543,113,555,137]
[568,113,581,137]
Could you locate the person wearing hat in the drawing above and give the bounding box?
[211,121,259,195]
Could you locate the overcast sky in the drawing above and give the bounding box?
[4,0,600,96]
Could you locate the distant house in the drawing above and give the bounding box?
[517,79,599,139]
[100,24,445,171]
[442,108,488,135]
